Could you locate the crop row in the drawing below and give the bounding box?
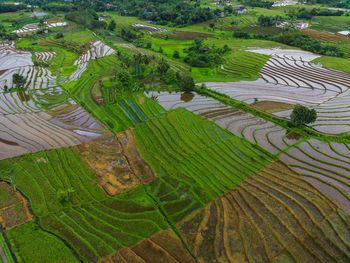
[179,161,350,263]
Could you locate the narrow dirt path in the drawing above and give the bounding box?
[0,244,8,263]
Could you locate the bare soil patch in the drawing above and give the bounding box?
[251,100,293,113]
[303,29,350,43]
[100,229,195,263]
[77,129,155,196]
[0,182,32,229]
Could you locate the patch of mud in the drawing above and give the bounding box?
[0,138,19,146]
[77,129,155,196]
[251,100,293,113]
[180,92,195,102]
[0,182,33,229]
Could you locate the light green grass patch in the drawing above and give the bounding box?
[313,55,350,73]
[7,222,78,263]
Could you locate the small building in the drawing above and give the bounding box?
[338,31,350,36]
[237,6,248,14]
[294,22,309,30]
[276,21,290,28]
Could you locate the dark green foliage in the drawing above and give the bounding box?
[65,9,106,29]
[120,28,140,41]
[233,31,250,39]
[157,59,170,76]
[287,7,343,19]
[0,3,27,13]
[176,72,195,91]
[173,50,180,58]
[54,32,64,39]
[290,105,317,127]
[108,19,116,31]
[183,39,230,67]
[12,74,26,88]
[258,15,282,27]
[237,30,344,57]
[242,0,273,8]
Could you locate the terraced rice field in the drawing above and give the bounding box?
[200,48,350,135]
[145,91,301,155]
[35,51,56,62]
[0,40,117,160]
[280,139,350,212]
[0,182,32,229]
[0,108,275,262]
[145,91,350,217]
[13,22,68,35]
[179,161,350,263]
[102,230,194,263]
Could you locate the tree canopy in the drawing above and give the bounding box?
[290,105,317,127]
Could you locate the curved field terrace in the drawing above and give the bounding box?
[1,7,350,263]
[0,40,115,160]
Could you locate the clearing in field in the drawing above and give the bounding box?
[77,129,155,196]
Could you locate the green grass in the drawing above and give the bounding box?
[0,148,107,217]
[311,16,350,33]
[135,108,274,204]
[313,55,350,74]
[7,222,78,263]
[0,11,38,31]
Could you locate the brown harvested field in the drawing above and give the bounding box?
[169,31,211,40]
[77,129,155,196]
[250,100,293,113]
[303,29,350,43]
[0,182,32,229]
[178,161,350,263]
[101,230,195,263]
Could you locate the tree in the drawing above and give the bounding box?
[12,74,26,88]
[176,72,195,91]
[173,50,180,58]
[108,19,116,31]
[58,188,75,204]
[157,59,170,76]
[55,32,64,39]
[290,105,317,126]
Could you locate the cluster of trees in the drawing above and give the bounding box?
[61,0,222,26]
[241,0,273,9]
[257,15,283,27]
[305,0,350,9]
[65,9,106,29]
[0,3,27,13]
[183,39,230,67]
[102,49,195,103]
[113,0,221,26]
[287,7,344,19]
[3,74,26,92]
[275,32,344,57]
[234,30,343,57]
[0,25,17,41]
